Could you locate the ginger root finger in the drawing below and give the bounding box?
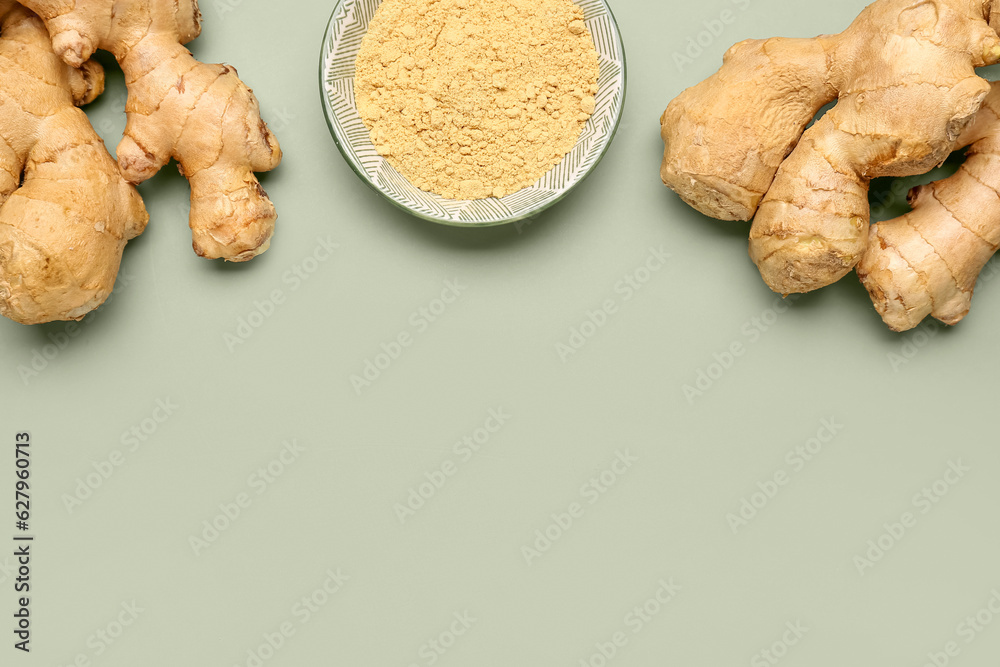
[20,0,281,262]
[115,45,281,261]
[0,5,147,325]
[858,83,1000,332]
[660,37,835,221]
[21,0,202,66]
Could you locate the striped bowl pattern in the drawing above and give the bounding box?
[320,0,627,227]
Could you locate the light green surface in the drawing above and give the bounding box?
[3,0,1000,665]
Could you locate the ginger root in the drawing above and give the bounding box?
[0,3,147,325]
[858,83,1000,332]
[20,0,282,261]
[661,0,1000,295]
[660,37,833,222]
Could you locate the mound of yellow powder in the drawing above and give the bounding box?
[355,0,600,201]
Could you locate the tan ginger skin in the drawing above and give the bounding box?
[661,0,1000,295]
[0,3,147,325]
[859,83,1000,332]
[19,0,282,262]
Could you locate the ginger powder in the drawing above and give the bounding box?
[355,0,600,201]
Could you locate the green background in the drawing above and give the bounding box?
[4,0,1000,665]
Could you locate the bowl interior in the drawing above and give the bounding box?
[320,0,626,227]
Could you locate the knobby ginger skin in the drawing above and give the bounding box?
[660,0,1000,295]
[660,37,833,222]
[19,0,282,262]
[0,3,147,325]
[859,83,1000,332]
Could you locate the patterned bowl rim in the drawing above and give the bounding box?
[319,0,628,227]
